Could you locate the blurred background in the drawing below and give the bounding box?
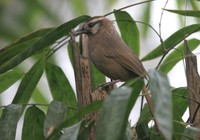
[0,0,199,139]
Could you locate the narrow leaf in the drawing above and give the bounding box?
[172,87,188,121]
[96,79,143,140]
[0,28,54,66]
[141,2,152,37]
[0,104,22,140]
[181,126,200,140]
[22,106,45,140]
[96,87,132,140]
[60,121,82,140]
[45,62,77,117]
[12,59,45,104]
[47,101,102,139]
[159,39,200,73]
[91,63,106,90]
[0,15,90,74]
[0,69,23,94]
[44,100,68,138]
[114,11,140,56]
[164,9,200,17]
[148,69,172,140]
[136,104,152,140]
[142,24,200,61]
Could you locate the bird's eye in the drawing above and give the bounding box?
[88,22,96,28]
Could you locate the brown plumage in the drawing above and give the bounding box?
[75,16,146,81]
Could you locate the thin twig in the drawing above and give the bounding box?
[46,36,69,59]
[104,0,156,17]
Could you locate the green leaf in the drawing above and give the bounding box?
[142,24,200,61]
[0,28,54,68]
[164,9,200,17]
[77,120,93,140]
[0,15,90,74]
[96,79,143,140]
[172,87,188,121]
[181,126,200,140]
[159,39,200,73]
[44,100,68,138]
[171,88,189,139]
[22,106,45,140]
[91,63,106,89]
[0,104,22,140]
[141,2,152,37]
[136,123,150,140]
[32,88,49,105]
[148,69,172,140]
[46,101,102,139]
[12,59,45,104]
[45,62,77,117]
[136,104,152,140]
[0,69,23,94]
[114,11,140,56]
[137,104,152,124]
[60,121,82,140]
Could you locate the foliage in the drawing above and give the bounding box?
[0,0,200,140]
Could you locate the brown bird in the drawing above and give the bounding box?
[74,16,146,81]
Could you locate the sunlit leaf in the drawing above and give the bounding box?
[159,39,200,73]
[164,9,200,17]
[12,59,45,104]
[44,100,68,138]
[0,15,90,74]
[0,104,22,140]
[45,62,77,117]
[148,69,172,140]
[142,24,200,61]
[0,69,23,94]
[114,11,140,56]
[22,106,45,140]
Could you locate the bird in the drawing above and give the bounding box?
[74,16,146,81]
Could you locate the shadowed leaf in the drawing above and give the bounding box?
[12,59,45,104]
[22,106,45,140]
[0,104,22,140]
[0,15,90,74]
[96,79,143,140]
[148,69,172,140]
[44,100,68,138]
[0,69,23,94]
[45,62,77,117]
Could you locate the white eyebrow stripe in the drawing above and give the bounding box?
[88,17,105,23]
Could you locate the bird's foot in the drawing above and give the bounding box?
[99,80,120,91]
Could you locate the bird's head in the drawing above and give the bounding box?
[74,16,114,36]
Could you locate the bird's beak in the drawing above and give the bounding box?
[73,28,87,36]
[73,23,88,36]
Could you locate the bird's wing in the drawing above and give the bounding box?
[104,40,146,77]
